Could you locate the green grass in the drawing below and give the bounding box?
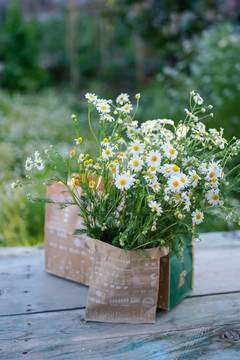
[0,88,92,247]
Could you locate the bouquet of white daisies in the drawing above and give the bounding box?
[15,91,240,254]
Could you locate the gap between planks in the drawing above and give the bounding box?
[1,289,240,318]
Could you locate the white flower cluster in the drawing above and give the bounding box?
[25,151,44,171]
[79,90,239,228]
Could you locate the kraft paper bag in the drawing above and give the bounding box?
[85,239,168,324]
[45,183,94,285]
[158,233,194,311]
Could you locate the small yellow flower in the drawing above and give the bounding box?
[84,160,89,166]
[70,150,75,157]
[77,137,82,143]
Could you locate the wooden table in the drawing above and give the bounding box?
[0,231,240,359]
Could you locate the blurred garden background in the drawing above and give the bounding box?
[0,0,240,246]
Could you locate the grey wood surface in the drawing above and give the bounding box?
[0,231,240,359]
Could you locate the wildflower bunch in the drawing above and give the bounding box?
[18,91,240,254]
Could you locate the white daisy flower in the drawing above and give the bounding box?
[25,157,33,171]
[217,137,227,149]
[193,93,204,105]
[129,156,144,172]
[93,162,100,170]
[85,92,97,103]
[148,164,159,174]
[110,163,119,178]
[34,151,41,161]
[102,146,114,159]
[101,138,109,147]
[162,144,178,160]
[182,156,196,169]
[117,152,126,160]
[195,122,206,134]
[117,137,125,145]
[159,164,172,177]
[148,200,162,213]
[178,172,191,188]
[144,174,158,184]
[75,137,82,145]
[167,175,184,193]
[126,126,136,138]
[119,103,133,114]
[146,150,162,167]
[97,102,111,114]
[129,139,144,154]
[151,182,160,193]
[35,159,44,171]
[115,171,135,190]
[192,209,204,224]
[225,212,232,220]
[205,188,220,205]
[104,114,115,122]
[189,170,201,188]
[170,164,180,175]
[78,153,85,163]
[116,93,129,105]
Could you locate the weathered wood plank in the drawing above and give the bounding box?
[192,231,240,295]
[0,248,88,316]
[0,293,240,359]
[0,231,240,316]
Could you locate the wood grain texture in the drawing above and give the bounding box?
[0,231,240,316]
[0,248,88,316]
[1,293,240,360]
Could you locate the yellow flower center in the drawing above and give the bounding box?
[130,129,134,134]
[166,167,171,173]
[120,179,126,186]
[99,156,104,159]
[178,200,182,204]
[196,214,201,220]
[134,145,139,151]
[70,150,75,156]
[105,150,111,155]
[119,152,125,156]
[169,149,175,154]
[173,180,179,187]
[196,134,201,138]
[172,165,179,172]
[153,184,158,189]
[151,155,158,162]
[112,168,116,174]
[150,166,156,172]
[152,205,158,211]
[133,160,140,167]
[193,174,198,180]
[189,192,192,198]
[125,106,129,110]
[213,178,217,183]
[89,95,94,98]
[95,163,99,167]
[174,194,180,199]
[212,194,218,201]
[101,105,107,110]
[105,114,110,117]
[77,137,82,143]
[114,159,118,163]
[222,171,225,177]
[103,138,108,142]
[181,177,185,183]
[209,172,214,178]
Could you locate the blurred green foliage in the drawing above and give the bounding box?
[0,0,47,90]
